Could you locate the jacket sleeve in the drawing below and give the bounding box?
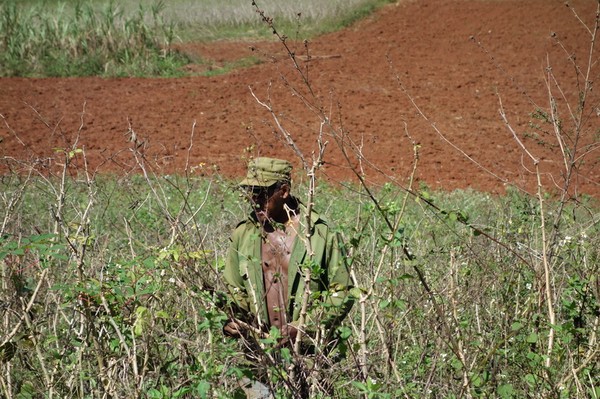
[224,226,251,314]
[317,229,355,330]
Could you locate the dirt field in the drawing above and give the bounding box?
[1,0,599,196]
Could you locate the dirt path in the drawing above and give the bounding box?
[1,0,598,196]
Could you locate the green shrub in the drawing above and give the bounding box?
[0,1,190,77]
[1,163,598,397]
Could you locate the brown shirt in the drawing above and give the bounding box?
[261,216,299,336]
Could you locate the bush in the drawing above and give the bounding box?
[0,150,598,397]
[0,1,190,77]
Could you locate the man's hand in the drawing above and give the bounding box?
[284,324,298,341]
[223,320,244,337]
[275,324,298,348]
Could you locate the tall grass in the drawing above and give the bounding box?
[163,0,397,41]
[0,0,395,77]
[0,1,189,77]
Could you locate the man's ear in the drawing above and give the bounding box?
[280,183,290,199]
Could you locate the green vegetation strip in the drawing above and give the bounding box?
[0,1,189,77]
[1,168,598,397]
[0,0,394,77]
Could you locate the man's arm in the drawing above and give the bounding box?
[320,230,355,330]
[223,227,251,337]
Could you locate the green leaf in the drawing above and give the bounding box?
[11,247,25,256]
[196,380,210,398]
[524,373,538,386]
[497,384,514,398]
[68,148,83,159]
[526,332,538,343]
[133,306,149,336]
[394,299,407,310]
[268,326,281,340]
[146,388,162,399]
[471,372,484,387]
[155,310,169,319]
[351,381,367,392]
[338,326,352,339]
[280,347,292,362]
[15,382,35,399]
[173,387,191,398]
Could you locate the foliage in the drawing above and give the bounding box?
[0,0,190,77]
[0,0,396,77]
[0,166,246,398]
[0,155,598,397]
[170,0,397,41]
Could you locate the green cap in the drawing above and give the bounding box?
[240,157,292,187]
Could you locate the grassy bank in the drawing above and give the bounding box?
[0,0,395,77]
[163,0,398,41]
[0,1,188,77]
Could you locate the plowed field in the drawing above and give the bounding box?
[1,0,598,196]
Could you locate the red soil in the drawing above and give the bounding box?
[1,0,599,196]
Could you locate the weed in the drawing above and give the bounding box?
[0,0,395,77]
[0,1,189,77]
[0,156,599,397]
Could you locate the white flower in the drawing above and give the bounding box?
[559,236,572,247]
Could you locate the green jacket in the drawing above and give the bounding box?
[224,204,353,332]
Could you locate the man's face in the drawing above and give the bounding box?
[246,183,288,225]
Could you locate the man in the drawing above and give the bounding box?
[223,157,354,353]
